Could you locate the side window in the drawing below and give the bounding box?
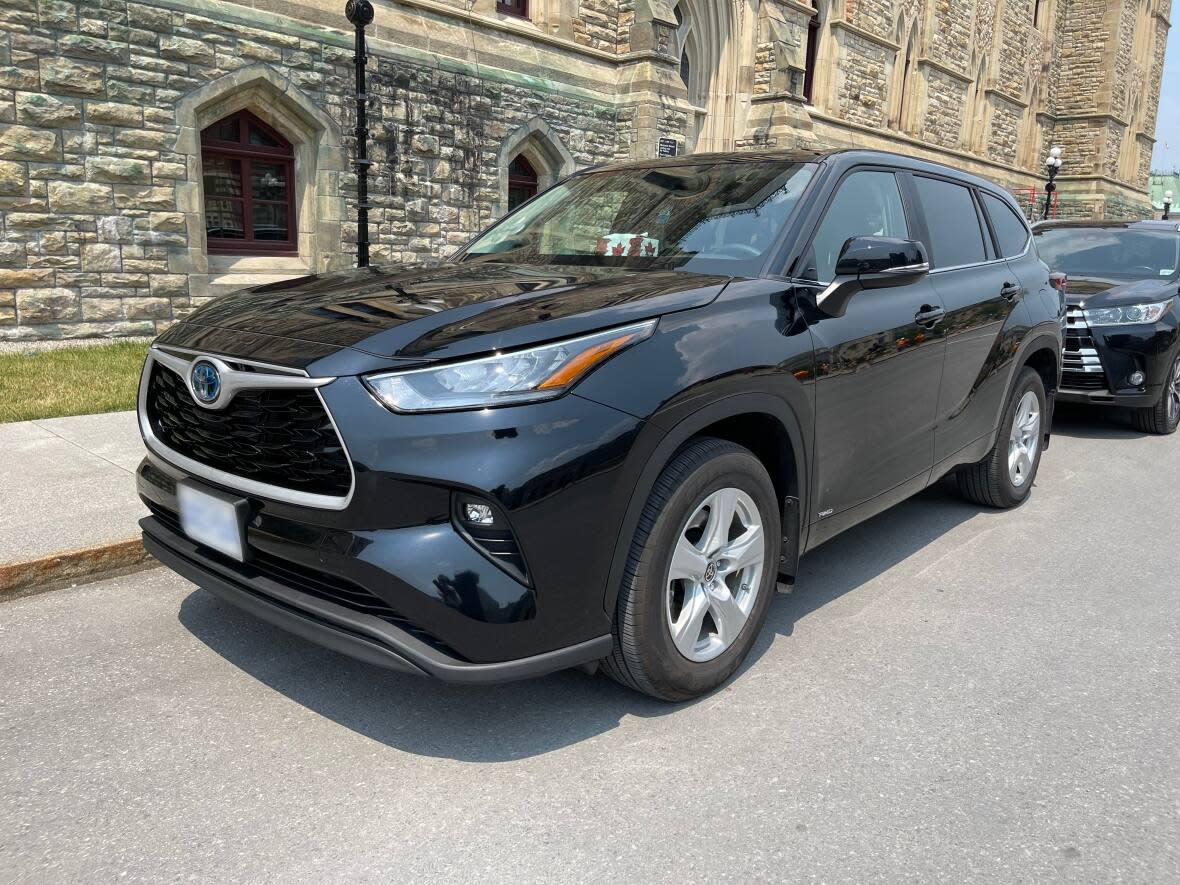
[913,176,988,268]
[980,191,1031,258]
[803,170,909,281]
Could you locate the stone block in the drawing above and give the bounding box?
[0,159,26,195]
[149,211,185,232]
[16,287,80,322]
[152,161,187,179]
[39,0,78,29]
[57,35,130,64]
[85,101,143,127]
[159,36,214,65]
[96,215,134,241]
[39,57,104,94]
[49,181,113,212]
[0,125,58,162]
[0,268,54,287]
[82,297,125,321]
[81,242,121,271]
[125,296,171,320]
[0,67,39,91]
[150,273,188,298]
[86,156,151,183]
[114,185,175,210]
[0,242,25,265]
[115,129,175,151]
[6,213,64,229]
[15,92,81,127]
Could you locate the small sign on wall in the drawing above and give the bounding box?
[657,137,679,158]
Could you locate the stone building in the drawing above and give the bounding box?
[0,0,1170,339]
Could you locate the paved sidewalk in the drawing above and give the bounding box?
[0,411,146,570]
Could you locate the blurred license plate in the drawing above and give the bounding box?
[177,482,245,561]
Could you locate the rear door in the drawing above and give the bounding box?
[800,168,946,521]
[911,175,1026,462]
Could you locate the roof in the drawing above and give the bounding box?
[1033,219,1180,233]
[579,148,1015,197]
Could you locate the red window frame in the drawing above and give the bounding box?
[507,155,538,211]
[497,0,528,19]
[200,109,297,256]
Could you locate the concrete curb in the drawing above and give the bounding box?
[0,538,156,600]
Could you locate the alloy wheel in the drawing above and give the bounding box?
[665,487,765,663]
[1007,390,1041,488]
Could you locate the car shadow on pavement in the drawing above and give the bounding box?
[178,481,992,762]
[1050,402,1147,439]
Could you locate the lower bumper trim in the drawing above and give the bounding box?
[1058,386,1160,407]
[141,519,612,684]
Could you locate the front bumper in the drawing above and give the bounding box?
[1059,309,1179,407]
[141,516,610,681]
[138,361,646,675]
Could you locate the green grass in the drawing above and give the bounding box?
[0,340,151,423]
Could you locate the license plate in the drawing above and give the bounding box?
[177,482,246,562]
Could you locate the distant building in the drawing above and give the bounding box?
[0,0,1171,340]
[1149,172,1180,212]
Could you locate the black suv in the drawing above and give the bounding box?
[137,149,1062,701]
[1034,220,1180,433]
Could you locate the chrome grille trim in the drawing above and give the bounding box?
[137,346,356,511]
[1061,307,1109,387]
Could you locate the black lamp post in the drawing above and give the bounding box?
[1163,190,1173,221]
[1042,145,1062,221]
[345,0,374,267]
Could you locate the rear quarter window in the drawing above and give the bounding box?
[981,191,1031,259]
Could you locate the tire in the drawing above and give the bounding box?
[602,438,782,702]
[1131,353,1180,435]
[956,366,1046,509]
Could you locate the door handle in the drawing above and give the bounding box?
[1001,282,1024,302]
[914,305,945,328]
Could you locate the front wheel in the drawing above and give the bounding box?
[603,438,782,701]
[1131,354,1180,435]
[956,366,1046,508]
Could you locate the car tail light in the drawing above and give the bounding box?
[1050,272,1068,294]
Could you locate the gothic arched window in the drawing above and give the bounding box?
[201,109,296,255]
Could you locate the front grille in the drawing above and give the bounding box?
[146,361,351,497]
[146,501,462,659]
[1061,306,1107,391]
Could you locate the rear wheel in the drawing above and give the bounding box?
[603,438,781,701]
[1131,354,1180,435]
[956,366,1046,508]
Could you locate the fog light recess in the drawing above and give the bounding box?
[452,492,530,585]
[1129,370,1146,386]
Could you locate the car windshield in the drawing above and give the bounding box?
[1033,227,1180,280]
[461,161,816,277]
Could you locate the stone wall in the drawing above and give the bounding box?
[0,0,619,339]
[0,0,1167,339]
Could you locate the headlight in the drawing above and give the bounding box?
[364,320,656,412]
[1083,299,1173,326]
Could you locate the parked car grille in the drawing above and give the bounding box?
[145,361,351,497]
[1061,306,1107,391]
[146,501,462,659]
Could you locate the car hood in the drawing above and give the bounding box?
[175,260,730,362]
[1065,275,1179,309]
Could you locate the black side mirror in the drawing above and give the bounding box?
[817,236,930,317]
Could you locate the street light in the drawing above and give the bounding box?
[1164,190,1173,221]
[1042,146,1063,221]
[345,0,374,267]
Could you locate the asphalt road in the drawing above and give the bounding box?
[2,405,1178,884]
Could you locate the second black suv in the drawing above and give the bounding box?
[137,149,1062,701]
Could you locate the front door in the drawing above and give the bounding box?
[798,169,947,522]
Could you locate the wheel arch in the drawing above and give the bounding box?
[602,393,810,617]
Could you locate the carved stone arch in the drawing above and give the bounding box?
[173,64,347,287]
[888,14,920,132]
[671,0,753,153]
[495,117,576,218]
